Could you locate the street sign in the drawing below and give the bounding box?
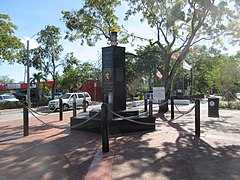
[153,87,165,101]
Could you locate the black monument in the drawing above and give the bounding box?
[70,32,155,134]
[102,46,126,111]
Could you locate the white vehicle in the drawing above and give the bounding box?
[0,94,20,103]
[236,93,240,99]
[48,92,92,111]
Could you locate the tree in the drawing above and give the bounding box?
[62,52,79,72]
[0,75,14,84]
[0,14,24,64]
[31,25,63,99]
[60,67,81,92]
[184,46,222,95]
[60,61,101,92]
[30,72,47,99]
[62,0,121,46]
[212,55,240,100]
[62,0,240,113]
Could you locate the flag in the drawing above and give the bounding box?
[171,54,178,60]
[183,60,192,70]
[156,69,162,79]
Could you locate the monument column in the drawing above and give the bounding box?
[102,32,126,112]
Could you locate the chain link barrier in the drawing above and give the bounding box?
[27,107,62,129]
[25,99,196,131]
[108,101,196,125]
[70,111,101,129]
[26,106,101,130]
[109,109,161,126]
[28,106,58,116]
[174,104,186,114]
[170,104,196,121]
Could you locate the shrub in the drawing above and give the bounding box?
[0,101,23,110]
[219,100,240,110]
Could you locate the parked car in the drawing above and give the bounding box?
[0,94,20,103]
[14,92,27,101]
[48,92,64,99]
[48,92,92,111]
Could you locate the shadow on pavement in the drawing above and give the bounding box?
[111,116,240,179]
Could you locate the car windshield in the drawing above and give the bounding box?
[2,95,14,99]
[61,93,72,99]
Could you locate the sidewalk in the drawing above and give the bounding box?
[0,104,240,179]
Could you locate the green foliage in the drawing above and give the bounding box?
[61,0,240,102]
[187,46,222,94]
[0,75,14,84]
[62,0,121,46]
[212,54,240,96]
[31,25,63,73]
[60,61,100,91]
[62,52,79,73]
[126,45,163,91]
[31,25,63,99]
[219,100,240,110]
[30,72,47,84]
[0,14,24,64]
[0,101,22,110]
[30,72,48,99]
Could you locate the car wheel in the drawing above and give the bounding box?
[63,104,69,111]
[82,101,89,109]
[84,101,89,108]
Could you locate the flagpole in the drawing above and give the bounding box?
[190,66,194,95]
[182,71,185,97]
[155,65,157,86]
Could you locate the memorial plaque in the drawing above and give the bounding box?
[116,67,123,81]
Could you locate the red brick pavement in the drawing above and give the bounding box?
[1,105,240,180]
[0,109,101,180]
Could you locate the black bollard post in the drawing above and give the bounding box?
[171,96,174,120]
[23,102,29,136]
[195,99,200,137]
[144,93,148,112]
[73,95,77,117]
[149,100,153,117]
[59,98,63,121]
[83,95,87,112]
[101,103,109,153]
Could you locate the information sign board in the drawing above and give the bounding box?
[153,87,165,101]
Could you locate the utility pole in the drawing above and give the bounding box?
[26,40,31,107]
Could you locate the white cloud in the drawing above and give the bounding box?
[61,39,105,62]
[21,37,40,49]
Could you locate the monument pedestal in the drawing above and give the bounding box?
[71,109,156,134]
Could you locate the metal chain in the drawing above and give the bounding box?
[28,107,61,128]
[70,111,101,129]
[109,109,161,126]
[26,101,196,129]
[154,100,169,106]
[28,106,58,116]
[27,106,100,130]
[174,104,186,114]
[170,104,196,121]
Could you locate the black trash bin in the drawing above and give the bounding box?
[208,97,219,117]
